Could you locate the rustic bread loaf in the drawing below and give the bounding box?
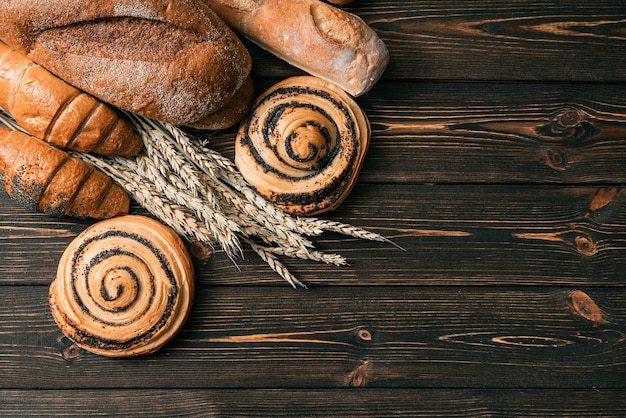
[0,126,130,219]
[0,0,252,127]
[0,41,142,156]
[203,0,389,96]
[186,76,255,130]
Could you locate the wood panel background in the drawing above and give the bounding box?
[1,0,625,416]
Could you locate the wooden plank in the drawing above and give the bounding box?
[208,184,626,287]
[1,286,624,389]
[4,82,626,186]
[2,184,625,286]
[2,389,626,417]
[247,0,626,82]
[0,211,91,284]
[206,81,626,184]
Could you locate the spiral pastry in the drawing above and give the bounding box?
[235,76,370,215]
[49,215,195,357]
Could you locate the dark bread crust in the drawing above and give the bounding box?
[0,127,130,219]
[0,0,252,126]
[186,75,254,130]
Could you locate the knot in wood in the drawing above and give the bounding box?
[62,343,82,360]
[357,328,372,341]
[538,107,593,142]
[567,290,608,326]
[589,187,620,212]
[188,240,214,260]
[348,360,371,387]
[545,148,568,171]
[556,108,584,129]
[575,236,597,256]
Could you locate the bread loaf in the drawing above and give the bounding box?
[0,126,130,219]
[0,0,252,128]
[0,41,142,156]
[203,0,388,96]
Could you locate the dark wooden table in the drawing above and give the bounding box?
[2,1,626,416]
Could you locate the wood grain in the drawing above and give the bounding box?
[207,81,626,184]
[0,286,624,389]
[2,389,626,417]
[2,184,625,286]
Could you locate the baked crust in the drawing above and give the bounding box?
[0,0,252,126]
[205,0,388,97]
[0,41,142,156]
[0,127,130,219]
[235,76,371,215]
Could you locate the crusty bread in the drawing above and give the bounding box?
[0,126,130,219]
[186,76,255,130]
[0,41,142,156]
[0,0,252,127]
[204,0,389,96]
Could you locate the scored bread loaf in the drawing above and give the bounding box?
[203,0,388,97]
[0,126,130,219]
[0,0,253,128]
[0,41,142,156]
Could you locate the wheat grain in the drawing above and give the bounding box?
[0,108,390,287]
[245,239,306,289]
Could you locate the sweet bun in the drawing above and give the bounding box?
[49,215,195,357]
[235,76,370,215]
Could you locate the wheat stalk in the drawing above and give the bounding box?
[0,108,391,288]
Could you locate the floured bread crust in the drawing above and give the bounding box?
[0,0,252,126]
[186,76,255,130]
[0,41,142,156]
[205,0,388,97]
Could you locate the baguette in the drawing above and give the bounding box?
[0,42,142,156]
[203,0,388,96]
[0,0,252,128]
[0,126,130,219]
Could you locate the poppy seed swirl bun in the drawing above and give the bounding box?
[49,215,194,357]
[235,76,371,216]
